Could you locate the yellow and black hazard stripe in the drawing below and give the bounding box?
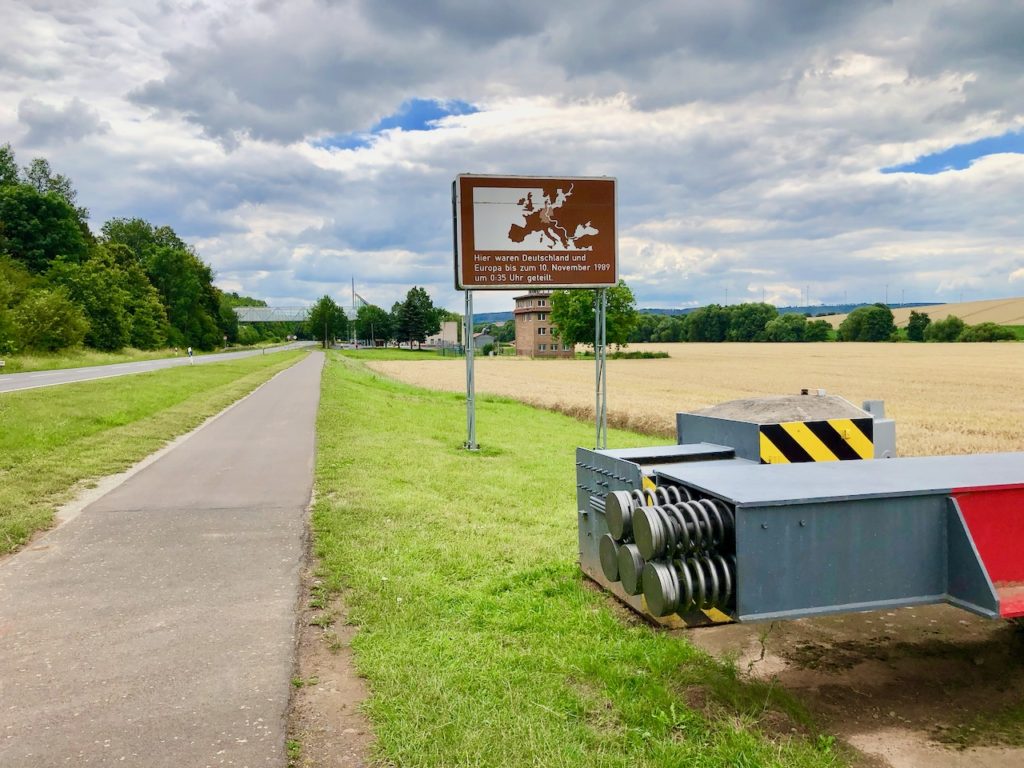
[759,418,873,464]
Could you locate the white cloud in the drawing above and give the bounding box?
[0,0,1023,315]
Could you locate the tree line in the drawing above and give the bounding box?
[551,292,1016,347]
[835,304,1015,342]
[305,286,453,348]
[1,144,240,354]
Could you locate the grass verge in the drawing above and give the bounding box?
[940,700,1024,748]
[0,350,306,554]
[339,348,453,361]
[312,353,844,768]
[0,343,295,374]
[0,346,185,374]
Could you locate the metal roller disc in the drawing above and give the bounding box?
[713,554,733,606]
[605,490,634,540]
[675,559,694,611]
[632,506,666,561]
[617,544,645,596]
[599,534,621,582]
[687,556,708,608]
[666,504,692,554]
[642,561,679,617]
[680,501,703,551]
[699,498,725,546]
[699,556,720,608]
[693,502,713,549]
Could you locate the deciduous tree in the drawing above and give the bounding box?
[763,312,806,342]
[906,310,931,342]
[686,304,730,342]
[307,295,348,347]
[0,184,89,272]
[550,280,638,347]
[837,304,896,342]
[47,252,131,351]
[0,143,18,187]
[727,302,778,342]
[393,286,441,348]
[355,304,393,345]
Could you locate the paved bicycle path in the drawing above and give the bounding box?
[0,341,317,394]
[0,350,324,767]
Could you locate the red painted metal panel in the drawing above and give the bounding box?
[996,584,1024,619]
[953,484,1024,618]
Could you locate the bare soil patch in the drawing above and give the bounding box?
[289,560,373,767]
[686,606,1024,767]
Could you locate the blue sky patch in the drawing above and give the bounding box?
[882,129,1024,174]
[316,98,478,150]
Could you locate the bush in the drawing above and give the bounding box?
[13,287,89,351]
[764,313,806,342]
[958,322,1016,342]
[237,325,261,346]
[609,350,669,359]
[924,315,965,342]
[804,319,832,342]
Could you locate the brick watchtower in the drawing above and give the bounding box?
[513,292,574,358]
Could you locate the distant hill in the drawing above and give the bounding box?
[474,311,514,324]
[474,303,940,324]
[639,303,935,317]
[818,297,1024,329]
[475,299,1024,329]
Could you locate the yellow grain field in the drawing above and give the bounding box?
[367,343,1024,457]
[821,295,1024,328]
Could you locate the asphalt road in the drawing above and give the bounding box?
[0,350,324,767]
[0,341,317,394]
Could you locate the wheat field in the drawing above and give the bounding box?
[821,295,1024,328]
[367,343,1024,457]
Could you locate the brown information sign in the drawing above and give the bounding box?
[454,174,617,290]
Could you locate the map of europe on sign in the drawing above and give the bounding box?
[454,175,616,290]
[473,185,600,251]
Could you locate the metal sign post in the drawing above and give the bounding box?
[595,288,608,449]
[453,174,617,451]
[464,289,479,450]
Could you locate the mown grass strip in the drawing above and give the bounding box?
[313,353,844,768]
[0,347,183,374]
[0,343,293,374]
[0,350,307,554]
[339,348,453,362]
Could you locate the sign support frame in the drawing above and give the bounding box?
[595,288,608,449]
[464,289,479,451]
[453,174,616,452]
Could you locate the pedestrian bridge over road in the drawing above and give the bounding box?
[233,307,311,323]
[234,306,358,323]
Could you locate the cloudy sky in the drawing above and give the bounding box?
[2,0,1023,314]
